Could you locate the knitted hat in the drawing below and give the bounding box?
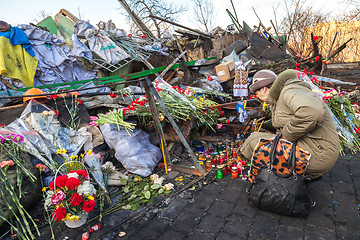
[249,69,277,93]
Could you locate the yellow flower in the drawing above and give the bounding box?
[42,187,47,192]
[70,155,76,159]
[87,150,92,155]
[88,196,94,201]
[56,149,62,154]
[80,153,84,158]
[61,149,67,154]
[64,213,80,221]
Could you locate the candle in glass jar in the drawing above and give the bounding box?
[231,166,238,178]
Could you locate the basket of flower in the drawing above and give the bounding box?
[44,164,96,228]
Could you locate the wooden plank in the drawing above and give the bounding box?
[145,77,206,176]
[170,165,202,176]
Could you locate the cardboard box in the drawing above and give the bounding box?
[215,61,236,82]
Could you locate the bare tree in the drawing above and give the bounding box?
[121,0,186,38]
[191,0,215,32]
[32,10,51,23]
[277,0,329,54]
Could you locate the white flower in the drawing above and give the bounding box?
[67,172,79,179]
[150,174,164,185]
[154,177,164,186]
[44,191,54,210]
[102,161,116,172]
[77,180,96,196]
[164,183,174,191]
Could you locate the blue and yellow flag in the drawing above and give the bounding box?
[0,26,37,87]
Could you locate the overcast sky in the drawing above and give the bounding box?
[0,0,357,34]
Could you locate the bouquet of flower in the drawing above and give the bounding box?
[44,169,97,222]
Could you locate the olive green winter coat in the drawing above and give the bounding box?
[240,69,340,178]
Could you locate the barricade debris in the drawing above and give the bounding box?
[0,4,360,240]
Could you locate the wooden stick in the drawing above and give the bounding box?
[161,138,168,174]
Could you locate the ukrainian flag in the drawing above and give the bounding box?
[0,25,38,87]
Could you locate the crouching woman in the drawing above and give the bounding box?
[240,69,340,179]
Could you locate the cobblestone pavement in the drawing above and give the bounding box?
[30,153,360,240]
[96,154,360,240]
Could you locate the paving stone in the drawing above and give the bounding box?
[320,172,331,182]
[187,229,215,240]
[350,166,360,177]
[279,215,306,229]
[233,197,258,217]
[216,231,245,240]
[334,206,360,227]
[304,225,337,240]
[171,207,204,234]
[201,182,225,197]
[159,195,190,221]
[332,181,354,194]
[332,191,358,207]
[216,186,241,204]
[207,200,234,219]
[222,214,252,237]
[193,192,217,210]
[310,191,334,208]
[256,208,282,221]
[225,178,247,191]
[198,214,226,234]
[352,176,360,190]
[349,159,360,168]
[138,218,170,240]
[309,180,332,192]
[331,170,353,183]
[336,225,360,240]
[249,214,279,239]
[305,205,335,230]
[158,230,185,240]
[276,226,304,240]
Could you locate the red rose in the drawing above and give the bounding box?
[49,175,69,190]
[315,56,320,61]
[295,63,300,67]
[82,200,96,213]
[76,99,83,105]
[52,207,67,221]
[142,35,146,39]
[313,36,319,41]
[69,193,83,206]
[65,177,81,190]
[110,93,117,98]
[295,68,300,71]
[309,71,313,75]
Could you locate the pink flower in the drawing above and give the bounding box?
[296,53,301,58]
[90,116,98,121]
[51,190,66,205]
[36,164,47,172]
[89,121,98,127]
[0,160,14,169]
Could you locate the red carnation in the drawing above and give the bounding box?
[76,99,83,105]
[142,35,146,39]
[295,68,300,71]
[315,56,320,61]
[52,207,67,221]
[50,94,59,100]
[295,63,300,67]
[69,193,83,206]
[76,169,88,178]
[82,200,96,213]
[309,71,313,75]
[110,93,117,98]
[49,175,69,190]
[313,36,319,41]
[65,177,81,190]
